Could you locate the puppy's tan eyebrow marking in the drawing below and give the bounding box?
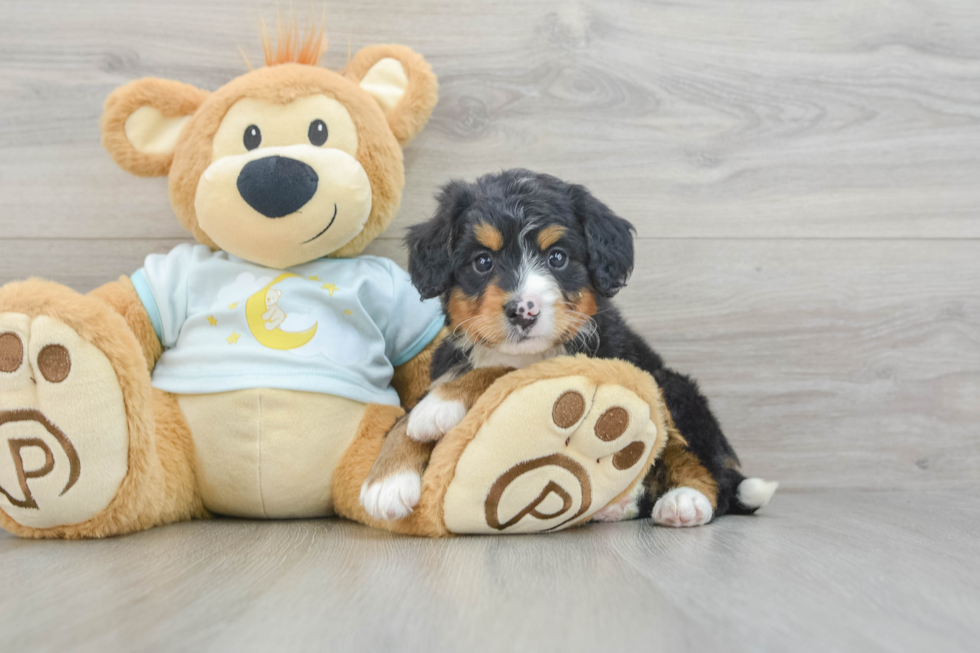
[537,225,566,250]
[475,222,503,251]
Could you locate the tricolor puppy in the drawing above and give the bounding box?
[360,170,777,526]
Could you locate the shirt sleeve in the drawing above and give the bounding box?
[130,243,206,349]
[384,261,445,367]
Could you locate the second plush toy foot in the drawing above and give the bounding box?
[335,357,670,537]
[438,372,664,534]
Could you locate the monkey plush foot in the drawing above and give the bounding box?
[0,308,130,533]
[0,280,202,539]
[336,356,668,537]
[438,359,666,534]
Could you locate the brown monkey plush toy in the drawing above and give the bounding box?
[0,20,669,538]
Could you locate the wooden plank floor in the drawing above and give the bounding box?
[1,0,979,651]
[2,492,978,653]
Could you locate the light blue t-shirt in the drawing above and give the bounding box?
[131,244,444,406]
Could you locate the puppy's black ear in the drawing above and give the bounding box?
[406,180,476,299]
[569,184,635,297]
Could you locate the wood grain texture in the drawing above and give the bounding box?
[617,239,980,491]
[2,0,980,240]
[1,492,978,653]
[1,0,978,490]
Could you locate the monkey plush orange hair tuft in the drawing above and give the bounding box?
[259,10,329,67]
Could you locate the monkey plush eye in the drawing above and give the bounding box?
[308,119,328,146]
[243,125,262,150]
[548,249,568,270]
[473,253,494,274]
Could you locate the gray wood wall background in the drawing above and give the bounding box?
[1,0,978,493]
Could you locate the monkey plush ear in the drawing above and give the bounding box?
[345,44,439,146]
[101,78,209,177]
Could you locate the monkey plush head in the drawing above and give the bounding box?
[101,22,437,268]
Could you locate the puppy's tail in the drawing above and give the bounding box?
[727,475,779,515]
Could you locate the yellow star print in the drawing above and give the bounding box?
[228,302,238,309]
[308,275,321,281]
[227,332,241,344]
[206,315,217,326]
[322,283,338,296]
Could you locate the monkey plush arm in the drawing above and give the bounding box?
[89,276,163,372]
[390,327,447,410]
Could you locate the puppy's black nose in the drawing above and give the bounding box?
[505,298,539,330]
[237,156,319,218]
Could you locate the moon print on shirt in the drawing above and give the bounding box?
[244,273,318,350]
[216,272,367,363]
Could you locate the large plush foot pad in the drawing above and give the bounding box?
[0,311,130,532]
[652,486,714,527]
[441,371,665,534]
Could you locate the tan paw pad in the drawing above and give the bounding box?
[0,314,129,529]
[442,376,663,535]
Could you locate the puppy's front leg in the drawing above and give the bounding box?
[406,366,514,442]
[360,366,514,521]
[360,415,431,521]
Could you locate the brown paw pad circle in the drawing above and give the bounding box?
[552,390,586,428]
[594,406,629,441]
[37,344,71,383]
[0,332,24,373]
[612,441,646,470]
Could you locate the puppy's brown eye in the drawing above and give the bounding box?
[548,249,568,270]
[308,119,328,146]
[244,125,261,150]
[473,254,493,274]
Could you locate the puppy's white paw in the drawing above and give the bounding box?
[406,393,467,442]
[652,487,713,528]
[359,471,421,521]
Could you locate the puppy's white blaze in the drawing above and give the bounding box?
[737,478,778,508]
[407,393,467,442]
[521,267,561,302]
[652,487,713,528]
[360,471,421,521]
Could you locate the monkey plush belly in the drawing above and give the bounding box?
[177,389,369,518]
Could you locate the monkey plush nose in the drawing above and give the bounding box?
[237,156,319,218]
